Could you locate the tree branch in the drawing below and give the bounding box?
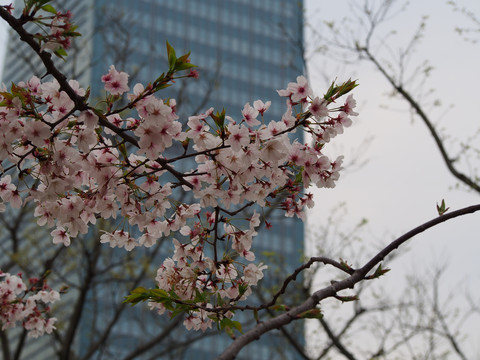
[217,204,480,359]
[359,46,480,193]
[0,329,11,360]
[318,317,357,360]
[121,316,184,360]
[58,240,101,359]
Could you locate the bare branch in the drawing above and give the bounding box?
[217,204,480,359]
[358,46,480,193]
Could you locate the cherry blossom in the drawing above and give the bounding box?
[225,123,250,152]
[253,99,271,116]
[51,226,71,246]
[0,3,359,333]
[101,65,130,95]
[241,103,260,126]
[309,96,329,120]
[0,271,59,337]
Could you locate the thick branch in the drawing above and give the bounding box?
[0,7,195,192]
[217,204,480,360]
[0,329,10,360]
[262,256,352,311]
[59,241,101,360]
[80,240,166,360]
[0,7,87,111]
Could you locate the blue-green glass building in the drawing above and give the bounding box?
[2,1,305,359]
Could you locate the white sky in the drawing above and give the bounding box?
[305,0,480,284]
[305,0,480,356]
[0,0,479,357]
[304,0,480,266]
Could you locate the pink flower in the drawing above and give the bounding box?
[242,263,268,286]
[0,64,359,333]
[188,69,199,79]
[75,128,97,153]
[24,121,51,147]
[102,65,130,95]
[241,103,260,127]
[261,137,288,163]
[0,175,15,201]
[51,226,71,246]
[342,94,358,116]
[253,100,271,116]
[216,264,238,283]
[259,120,287,140]
[282,105,296,128]
[225,124,250,152]
[309,97,329,120]
[79,110,98,129]
[288,75,311,103]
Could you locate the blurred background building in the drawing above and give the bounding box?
[1,0,305,359]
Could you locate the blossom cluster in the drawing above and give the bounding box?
[0,67,357,331]
[0,4,358,330]
[0,271,59,338]
[39,10,76,52]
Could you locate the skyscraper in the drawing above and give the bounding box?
[2,1,304,358]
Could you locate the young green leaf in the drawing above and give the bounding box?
[436,199,450,216]
[41,4,57,14]
[166,41,177,71]
[296,308,323,319]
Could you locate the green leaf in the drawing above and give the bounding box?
[296,308,323,319]
[269,304,290,311]
[175,62,197,71]
[170,304,189,319]
[335,295,359,302]
[168,289,180,300]
[230,320,242,333]
[176,52,191,63]
[151,288,170,299]
[220,318,243,335]
[211,108,226,130]
[374,264,390,277]
[323,80,337,100]
[366,264,391,279]
[131,286,147,294]
[53,47,68,60]
[216,293,225,306]
[194,288,208,303]
[163,301,175,312]
[336,78,359,97]
[436,199,450,216]
[253,309,259,323]
[123,287,150,305]
[224,326,235,339]
[238,284,248,296]
[41,4,57,14]
[339,258,353,273]
[65,31,82,38]
[323,78,359,102]
[118,143,128,160]
[166,41,177,71]
[294,166,305,184]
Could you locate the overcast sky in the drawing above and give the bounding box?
[304,0,480,356]
[304,1,480,266]
[304,0,480,285]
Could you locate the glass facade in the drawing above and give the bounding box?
[2,0,305,359]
